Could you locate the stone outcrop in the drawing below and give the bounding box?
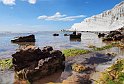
[103,28,124,41]
[69,1,124,31]
[70,32,81,39]
[12,46,65,82]
[11,34,35,42]
[98,33,106,38]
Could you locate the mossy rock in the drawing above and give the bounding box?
[72,63,86,72]
[95,59,124,84]
[106,53,117,56]
[93,44,113,51]
[88,45,96,48]
[114,42,124,48]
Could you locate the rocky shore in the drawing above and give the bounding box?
[12,46,65,82]
[0,29,123,84]
[98,28,124,41]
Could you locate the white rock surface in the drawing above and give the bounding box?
[69,1,124,31]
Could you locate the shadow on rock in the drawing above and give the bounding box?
[84,53,113,65]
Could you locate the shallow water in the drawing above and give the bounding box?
[0,31,106,59]
[0,31,124,84]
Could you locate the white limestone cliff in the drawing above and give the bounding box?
[69,1,124,31]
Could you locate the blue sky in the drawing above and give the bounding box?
[0,0,123,32]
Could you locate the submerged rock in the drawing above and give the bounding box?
[12,46,65,82]
[62,75,92,84]
[72,63,86,73]
[53,34,59,36]
[64,34,70,36]
[11,34,35,42]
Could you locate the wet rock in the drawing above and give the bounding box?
[72,63,86,73]
[106,53,117,56]
[12,46,65,82]
[109,31,121,35]
[64,34,70,36]
[53,34,59,36]
[70,32,81,39]
[62,75,92,84]
[70,38,81,42]
[113,34,124,41]
[12,48,43,71]
[98,33,106,38]
[42,46,53,52]
[102,37,113,41]
[11,34,35,42]
[102,29,124,41]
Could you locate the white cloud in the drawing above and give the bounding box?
[28,0,36,4]
[37,12,86,21]
[0,0,15,5]
[0,0,37,5]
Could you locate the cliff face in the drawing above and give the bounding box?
[69,1,124,31]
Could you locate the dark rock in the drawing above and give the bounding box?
[70,38,81,42]
[69,31,82,39]
[113,34,124,41]
[73,31,76,35]
[11,34,35,42]
[110,31,121,35]
[77,33,81,36]
[53,33,59,36]
[70,34,81,39]
[64,34,70,36]
[102,30,124,41]
[70,32,81,39]
[102,37,113,41]
[98,33,106,38]
[12,46,65,82]
[43,46,53,52]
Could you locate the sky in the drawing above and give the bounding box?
[0,0,123,32]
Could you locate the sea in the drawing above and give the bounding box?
[0,31,123,59]
[0,31,124,84]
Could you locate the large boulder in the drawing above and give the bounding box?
[12,46,65,82]
[11,34,35,42]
